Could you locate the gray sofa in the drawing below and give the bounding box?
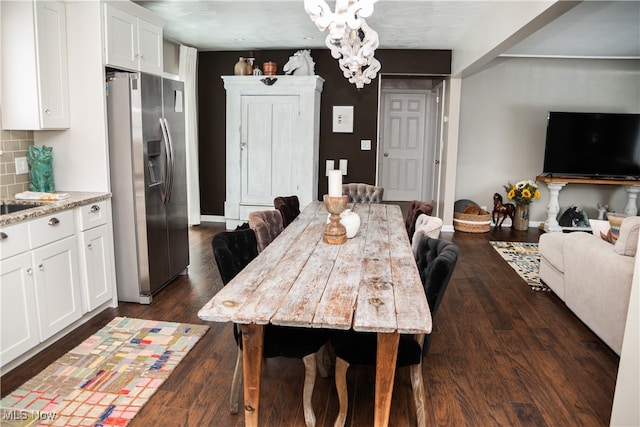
[538,217,639,355]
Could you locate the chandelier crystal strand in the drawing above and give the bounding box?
[305,0,381,89]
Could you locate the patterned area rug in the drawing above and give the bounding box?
[1,317,208,426]
[489,241,549,292]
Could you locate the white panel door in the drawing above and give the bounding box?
[241,95,299,205]
[380,92,427,201]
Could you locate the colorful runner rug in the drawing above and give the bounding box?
[489,241,549,292]
[1,317,208,427]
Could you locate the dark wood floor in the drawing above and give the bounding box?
[1,222,619,426]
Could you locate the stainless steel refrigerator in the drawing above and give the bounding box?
[106,71,189,304]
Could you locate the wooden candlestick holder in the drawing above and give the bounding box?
[323,195,348,245]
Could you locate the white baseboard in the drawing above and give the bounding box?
[200,215,226,223]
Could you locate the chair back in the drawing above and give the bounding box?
[405,200,434,240]
[415,236,458,315]
[342,183,384,203]
[211,228,259,285]
[411,214,443,256]
[274,195,300,227]
[414,236,458,353]
[248,210,284,252]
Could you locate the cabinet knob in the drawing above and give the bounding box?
[45,109,51,115]
[27,268,33,275]
[90,205,101,213]
[0,232,7,240]
[48,217,60,226]
[87,243,93,249]
[38,264,44,270]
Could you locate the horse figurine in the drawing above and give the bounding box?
[283,50,315,76]
[492,193,515,227]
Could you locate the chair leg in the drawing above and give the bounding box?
[316,344,331,378]
[409,361,426,427]
[229,347,243,414]
[302,353,318,427]
[333,357,350,427]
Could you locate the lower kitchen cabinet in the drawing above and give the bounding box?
[0,252,39,364]
[77,202,114,311]
[32,235,82,341]
[0,197,116,370]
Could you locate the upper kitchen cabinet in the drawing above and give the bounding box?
[1,0,70,130]
[104,2,164,76]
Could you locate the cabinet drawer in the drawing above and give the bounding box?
[77,201,108,231]
[0,222,29,260]
[28,210,74,248]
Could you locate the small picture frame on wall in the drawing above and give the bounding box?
[332,106,354,133]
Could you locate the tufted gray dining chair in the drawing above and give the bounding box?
[342,183,384,203]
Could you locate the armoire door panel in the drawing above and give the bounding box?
[241,96,298,205]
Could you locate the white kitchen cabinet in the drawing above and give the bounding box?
[222,76,324,228]
[76,201,115,312]
[27,210,82,341]
[0,209,82,367]
[104,2,164,76]
[32,236,82,340]
[0,0,70,130]
[0,234,39,364]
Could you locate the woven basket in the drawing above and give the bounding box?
[453,210,491,233]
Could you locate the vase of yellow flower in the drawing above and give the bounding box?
[504,180,540,231]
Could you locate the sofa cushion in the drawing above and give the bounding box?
[539,232,565,273]
[614,215,640,256]
[603,212,628,243]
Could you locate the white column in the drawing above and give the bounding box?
[623,186,639,216]
[543,182,567,232]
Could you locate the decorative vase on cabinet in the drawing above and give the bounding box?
[234,57,249,75]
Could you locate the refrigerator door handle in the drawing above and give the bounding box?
[160,117,175,204]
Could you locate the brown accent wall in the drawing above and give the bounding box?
[197,49,451,216]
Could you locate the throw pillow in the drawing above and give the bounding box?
[614,216,640,256]
[604,212,628,243]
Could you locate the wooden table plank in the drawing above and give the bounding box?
[387,204,432,334]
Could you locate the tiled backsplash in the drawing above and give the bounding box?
[0,114,34,198]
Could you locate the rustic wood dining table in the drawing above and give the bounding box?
[198,201,432,426]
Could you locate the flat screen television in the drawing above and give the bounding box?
[542,112,640,180]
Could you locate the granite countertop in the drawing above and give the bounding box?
[0,192,112,226]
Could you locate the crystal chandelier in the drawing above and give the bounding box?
[304,0,380,89]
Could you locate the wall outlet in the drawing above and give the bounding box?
[15,157,29,175]
[361,139,371,150]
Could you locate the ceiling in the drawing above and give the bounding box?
[135,1,640,60]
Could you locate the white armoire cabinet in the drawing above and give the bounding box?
[222,76,324,228]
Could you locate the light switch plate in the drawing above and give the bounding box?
[15,157,28,175]
[361,140,371,150]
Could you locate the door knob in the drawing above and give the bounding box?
[383,153,389,157]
